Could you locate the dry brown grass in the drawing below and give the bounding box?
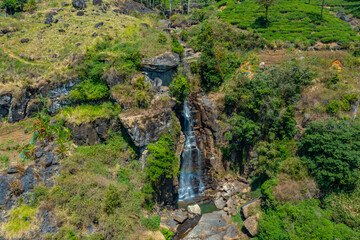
[273,174,320,204]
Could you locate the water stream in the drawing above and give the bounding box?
[178,101,205,202]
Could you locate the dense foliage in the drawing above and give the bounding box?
[224,62,313,167]
[169,75,190,103]
[298,119,360,192]
[256,199,359,240]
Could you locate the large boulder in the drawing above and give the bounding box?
[142,53,180,86]
[243,214,259,237]
[242,199,261,218]
[214,197,226,209]
[183,210,240,240]
[187,204,201,215]
[72,0,86,9]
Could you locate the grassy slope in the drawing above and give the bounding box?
[0,1,171,93]
[216,0,359,44]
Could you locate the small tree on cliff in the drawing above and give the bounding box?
[256,0,277,23]
[169,75,190,104]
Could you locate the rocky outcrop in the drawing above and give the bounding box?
[0,140,60,211]
[119,99,176,148]
[142,53,180,86]
[66,118,120,145]
[0,80,77,122]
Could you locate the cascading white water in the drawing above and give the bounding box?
[178,101,205,202]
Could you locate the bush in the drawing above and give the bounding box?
[104,184,122,215]
[1,0,26,15]
[180,30,189,42]
[169,75,190,103]
[69,79,109,103]
[158,32,167,44]
[161,228,173,240]
[298,119,360,192]
[172,36,184,55]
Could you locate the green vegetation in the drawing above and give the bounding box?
[298,119,360,192]
[217,0,360,44]
[224,62,313,168]
[256,199,359,240]
[169,75,190,103]
[144,117,180,203]
[58,102,120,124]
[141,215,160,231]
[0,155,9,168]
[1,0,27,15]
[1,204,37,238]
[69,79,109,103]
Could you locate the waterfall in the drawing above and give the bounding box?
[178,101,205,202]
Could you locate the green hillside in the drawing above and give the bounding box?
[216,0,360,44]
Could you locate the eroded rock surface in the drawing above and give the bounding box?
[119,99,176,148]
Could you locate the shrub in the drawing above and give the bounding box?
[180,30,189,42]
[0,155,9,168]
[158,32,167,44]
[172,36,184,55]
[135,90,151,108]
[0,0,26,15]
[170,15,177,22]
[69,79,109,103]
[298,119,360,192]
[104,184,122,215]
[161,228,173,240]
[169,75,190,103]
[326,100,342,115]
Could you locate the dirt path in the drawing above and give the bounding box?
[0,43,41,66]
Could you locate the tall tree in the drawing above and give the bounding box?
[256,0,276,23]
[320,0,325,19]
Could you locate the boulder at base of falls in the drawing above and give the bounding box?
[187,204,201,216]
[142,53,180,86]
[243,214,260,237]
[242,198,261,219]
[183,210,240,240]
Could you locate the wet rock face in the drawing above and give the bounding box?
[186,93,224,191]
[66,118,120,145]
[142,53,180,86]
[119,101,176,148]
